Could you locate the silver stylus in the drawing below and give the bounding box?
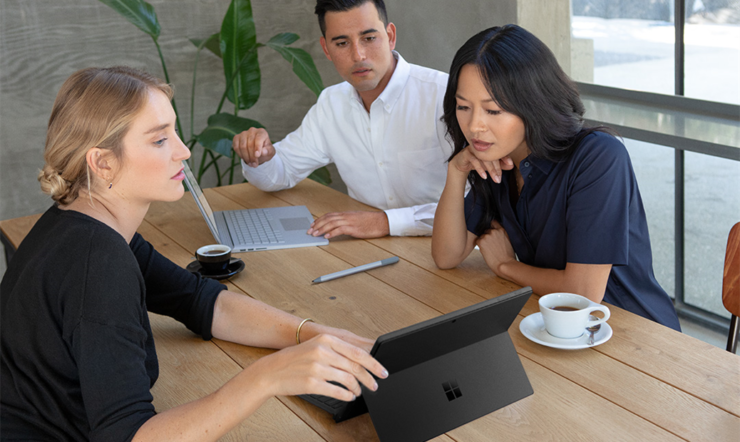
[312,256,400,283]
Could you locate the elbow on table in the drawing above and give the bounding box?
[431,250,462,270]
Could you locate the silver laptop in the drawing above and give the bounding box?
[181,161,329,252]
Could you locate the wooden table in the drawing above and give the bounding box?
[2,180,739,441]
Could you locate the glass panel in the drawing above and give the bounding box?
[684,0,740,104]
[684,152,740,318]
[623,138,676,298]
[581,95,740,148]
[571,1,675,95]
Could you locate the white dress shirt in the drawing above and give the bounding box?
[241,52,452,236]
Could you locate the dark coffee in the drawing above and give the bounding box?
[551,306,579,312]
[203,250,228,255]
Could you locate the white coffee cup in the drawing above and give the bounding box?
[538,293,610,339]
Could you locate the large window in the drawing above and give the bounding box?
[571,0,740,326]
[572,0,740,105]
[571,2,676,95]
[685,6,740,103]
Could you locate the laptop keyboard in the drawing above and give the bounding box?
[226,209,285,245]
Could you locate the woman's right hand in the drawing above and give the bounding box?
[449,147,513,183]
[247,334,388,402]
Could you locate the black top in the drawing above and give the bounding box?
[464,131,680,331]
[1,206,225,441]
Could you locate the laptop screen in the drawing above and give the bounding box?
[181,160,221,241]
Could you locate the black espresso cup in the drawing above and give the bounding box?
[195,244,232,274]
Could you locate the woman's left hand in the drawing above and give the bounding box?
[476,220,517,275]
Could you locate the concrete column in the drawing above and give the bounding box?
[517,0,573,75]
[389,0,572,75]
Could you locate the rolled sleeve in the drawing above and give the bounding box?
[241,154,289,191]
[385,203,437,236]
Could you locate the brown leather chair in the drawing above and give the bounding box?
[723,222,740,353]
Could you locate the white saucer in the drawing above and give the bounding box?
[519,312,612,350]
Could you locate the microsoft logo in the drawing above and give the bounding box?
[442,379,463,401]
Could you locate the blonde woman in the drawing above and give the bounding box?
[0,66,387,441]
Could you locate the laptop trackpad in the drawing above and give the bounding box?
[280,217,311,231]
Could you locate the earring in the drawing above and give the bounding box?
[108,182,112,189]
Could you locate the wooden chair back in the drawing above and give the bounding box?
[722,222,740,353]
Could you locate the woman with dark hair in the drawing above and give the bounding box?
[431,25,680,331]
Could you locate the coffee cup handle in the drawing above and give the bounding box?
[586,305,610,326]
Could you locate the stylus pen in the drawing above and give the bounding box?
[312,256,400,284]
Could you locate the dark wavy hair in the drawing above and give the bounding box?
[315,0,388,37]
[442,25,604,233]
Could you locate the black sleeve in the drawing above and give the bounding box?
[130,233,225,340]
[74,232,155,442]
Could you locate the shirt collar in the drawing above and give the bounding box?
[352,51,409,112]
[524,154,555,175]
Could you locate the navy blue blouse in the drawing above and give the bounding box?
[464,131,680,331]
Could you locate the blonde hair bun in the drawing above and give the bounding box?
[38,165,74,205]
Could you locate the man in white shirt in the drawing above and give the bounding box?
[232,0,506,238]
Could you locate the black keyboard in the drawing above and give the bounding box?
[298,381,369,422]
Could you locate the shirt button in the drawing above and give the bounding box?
[389,196,394,201]
[367,128,371,132]
[379,162,384,167]
[524,161,530,167]
[528,174,533,178]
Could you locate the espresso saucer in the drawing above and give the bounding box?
[186,258,245,281]
[519,312,612,350]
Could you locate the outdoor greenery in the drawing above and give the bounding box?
[99,0,331,186]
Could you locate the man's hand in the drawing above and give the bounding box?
[307,211,390,239]
[233,128,277,167]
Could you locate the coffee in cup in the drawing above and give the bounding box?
[538,293,610,339]
[195,244,232,274]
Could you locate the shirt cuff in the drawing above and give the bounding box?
[240,154,287,191]
[385,207,434,237]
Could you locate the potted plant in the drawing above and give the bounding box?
[99,0,330,186]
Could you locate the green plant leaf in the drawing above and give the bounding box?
[308,166,332,186]
[190,33,222,58]
[267,32,299,46]
[98,0,160,39]
[267,33,324,97]
[221,0,260,110]
[197,113,263,157]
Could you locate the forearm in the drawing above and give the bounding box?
[211,290,374,351]
[432,167,473,268]
[133,365,271,442]
[496,261,611,303]
[211,290,303,349]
